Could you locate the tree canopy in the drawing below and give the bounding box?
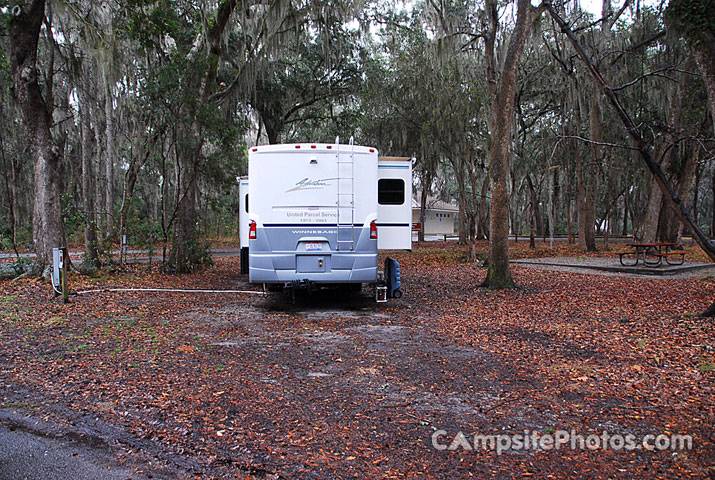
[0,0,713,278]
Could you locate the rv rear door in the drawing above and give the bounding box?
[377,157,412,250]
[238,177,249,249]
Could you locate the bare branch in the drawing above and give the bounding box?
[611,0,632,26]
[555,135,640,150]
[609,30,666,66]
[611,67,679,91]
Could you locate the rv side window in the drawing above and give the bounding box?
[245,194,248,213]
[378,179,405,205]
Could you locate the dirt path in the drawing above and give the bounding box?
[0,252,713,478]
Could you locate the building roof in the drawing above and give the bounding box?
[411,194,459,212]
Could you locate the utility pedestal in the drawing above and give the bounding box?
[52,247,69,304]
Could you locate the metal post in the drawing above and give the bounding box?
[121,234,127,264]
[52,248,61,297]
[60,247,69,304]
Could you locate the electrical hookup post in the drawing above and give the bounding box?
[120,234,127,265]
[52,247,69,304]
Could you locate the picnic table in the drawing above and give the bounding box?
[619,242,687,267]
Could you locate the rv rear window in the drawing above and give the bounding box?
[378,179,405,205]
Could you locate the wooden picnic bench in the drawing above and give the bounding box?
[619,242,687,267]
[653,250,686,265]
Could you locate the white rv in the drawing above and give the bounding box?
[242,141,411,289]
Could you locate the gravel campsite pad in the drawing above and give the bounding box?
[1,244,714,479]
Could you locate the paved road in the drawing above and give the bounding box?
[0,423,143,480]
[1,236,657,260]
[0,248,242,262]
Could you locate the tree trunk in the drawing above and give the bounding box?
[160,146,171,263]
[419,170,432,242]
[565,163,573,244]
[510,175,519,241]
[640,69,691,242]
[483,0,538,288]
[455,161,468,245]
[104,86,115,241]
[265,121,281,145]
[712,168,715,236]
[478,175,489,239]
[458,206,467,244]
[118,144,152,245]
[692,165,700,224]
[79,98,99,268]
[9,0,65,274]
[0,103,19,256]
[622,193,629,236]
[467,148,480,260]
[526,174,542,238]
[96,2,116,242]
[576,135,588,249]
[690,38,715,132]
[90,102,106,235]
[566,195,573,243]
[665,145,700,244]
[571,97,585,248]
[529,203,536,249]
[578,95,600,252]
[552,169,560,232]
[168,140,201,273]
[167,0,238,272]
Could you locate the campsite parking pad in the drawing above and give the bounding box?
[0,247,713,479]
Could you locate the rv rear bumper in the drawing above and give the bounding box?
[249,253,377,284]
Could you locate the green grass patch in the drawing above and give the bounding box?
[698,362,715,373]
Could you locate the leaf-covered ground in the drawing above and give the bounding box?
[1,242,713,479]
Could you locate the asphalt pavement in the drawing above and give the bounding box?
[0,422,146,480]
[0,236,642,260]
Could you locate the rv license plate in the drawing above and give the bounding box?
[305,242,323,251]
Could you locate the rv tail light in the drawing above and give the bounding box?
[370,221,378,240]
[249,221,257,240]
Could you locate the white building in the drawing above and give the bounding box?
[411,195,459,236]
